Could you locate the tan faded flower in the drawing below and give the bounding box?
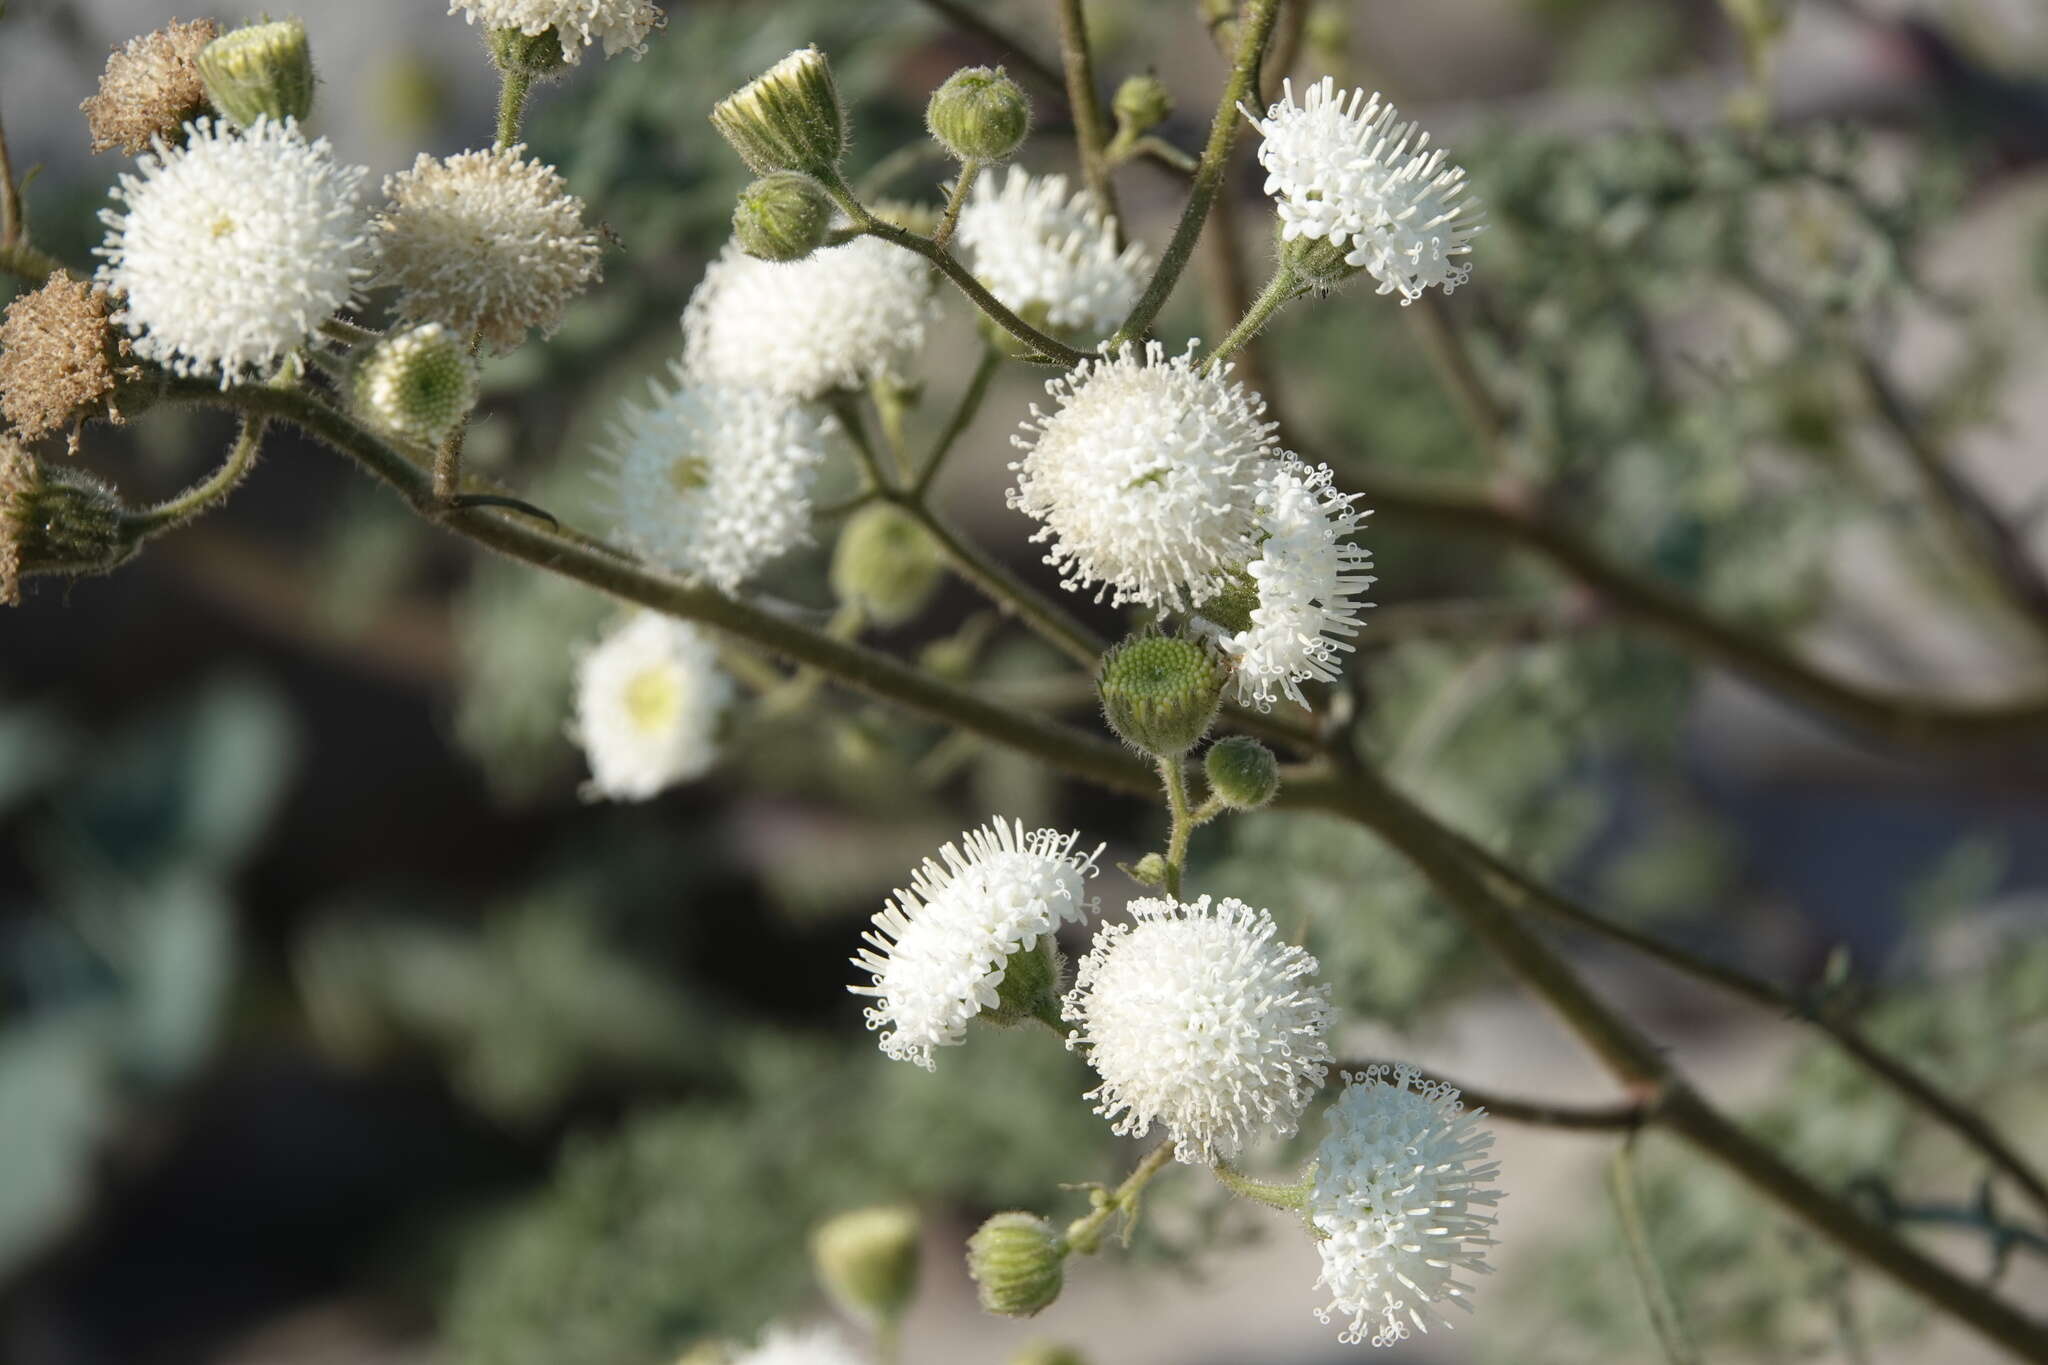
[0,274,124,444]
[81,18,218,155]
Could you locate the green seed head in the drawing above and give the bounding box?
[810,1204,921,1328]
[967,1212,1066,1317]
[1204,735,1280,811]
[352,323,479,448]
[196,19,314,128]
[732,171,835,263]
[1097,632,1225,756]
[927,66,1032,162]
[710,46,848,176]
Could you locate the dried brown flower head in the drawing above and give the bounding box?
[0,273,124,444]
[81,18,219,155]
[0,438,30,605]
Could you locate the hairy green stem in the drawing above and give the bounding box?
[1608,1141,1703,1365]
[495,65,532,148]
[1203,264,1303,372]
[1110,0,1281,346]
[931,158,980,248]
[1054,0,1120,228]
[120,415,268,538]
[1212,1161,1313,1211]
[916,343,1001,496]
[1063,1142,1176,1256]
[1158,754,1193,896]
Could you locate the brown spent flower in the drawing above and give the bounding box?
[0,273,124,445]
[81,18,219,155]
[0,438,30,606]
[372,145,604,355]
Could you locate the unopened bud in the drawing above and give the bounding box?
[1279,229,1361,294]
[352,323,479,447]
[1126,852,1170,887]
[1,441,132,606]
[1098,633,1224,756]
[710,46,847,177]
[927,66,1031,163]
[967,1212,1066,1317]
[197,19,314,128]
[733,172,834,263]
[1204,736,1279,810]
[1112,74,1172,137]
[487,26,570,77]
[811,1204,921,1327]
[831,503,943,626]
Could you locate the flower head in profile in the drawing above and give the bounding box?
[1062,894,1332,1163]
[683,237,935,400]
[95,117,370,386]
[1309,1064,1503,1347]
[729,1324,868,1365]
[1217,461,1374,709]
[955,168,1150,341]
[81,18,217,155]
[1243,78,1483,302]
[1009,340,1279,612]
[570,612,733,801]
[851,820,1101,1070]
[448,0,661,63]
[372,144,603,354]
[605,371,833,591]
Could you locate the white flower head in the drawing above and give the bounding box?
[1009,340,1280,612]
[683,237,935,400]
[448,0,660,63]
[955,167,1150,341]
[1062,894,1332,1163]
[95,116,369,385]
[570,611,733,801]
[851,820,1102,1070]
[372,144,603,354]
[1219,461,1375,710]
[1244,78,1484,302]
[1310,1064,1503,1347]
[730,1324,868,1365]
[605,370,833,591]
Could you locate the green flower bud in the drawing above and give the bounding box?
[1125,852,1170,887]
[1279,229,1361,294]
[967,1212,1066,1317]
[487,26,570,77]
[1009,1347,1089,1365]
[1204,736,1279,810]
[984,939,1064,1030]
[830,503,943,626]
[1,440,132,606]
[811,1204,921,1328]
[352,323,479,448]
[1097,633,1224,756]
[196,19,314,128]
[732,172,834,262]
[1112,73,1172,137]
[710,46,848,177]
[927,66,1031,163]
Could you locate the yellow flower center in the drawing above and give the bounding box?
[622,664,682,735]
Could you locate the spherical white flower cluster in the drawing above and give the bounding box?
[448,0,660,63]
[1309,1065,1502,1347]
[684,237,935,400]
[1220,461,1376,709]
[1244,78,1483,302]
[606,370,833,592]
[1009,340,1279,612]
[372,144,603,354]
[570,611,733,801]
[1062,894,1332,1164]
[95,116,369,385]
[729,1324,868,1365]
[955,168,1150,341]
[850,820,1100,1070]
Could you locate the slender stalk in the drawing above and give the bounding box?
[830,392,895,494]
[1063,1143,1176,1255]
[930,158,981,248]
[317,317,381,349]
[0,239,65,283]
[1133,134,1199,175]
[120,416,268,538]
[1346,465,2048,749]
[495,66,533,148]
[1158,754,1193,896]
[898,499,1098,665]
[869,378,915,483]
[1054,0,1120,228]
[1608,1141,1703,1365]
[1111,0,1282,346]
[1203,264,1303,373]
[820,171,1087,365]
[1212,1161,1313,1211]
[1198,175,1274,399]
[0,111,23,247]
[916,343,1001,497]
